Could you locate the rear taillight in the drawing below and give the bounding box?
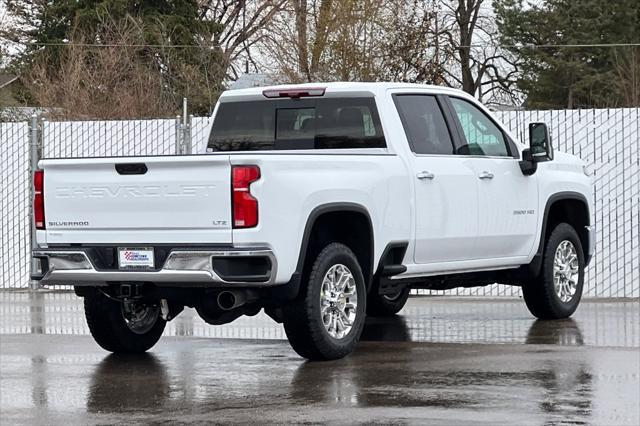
[232,165,260,228]
[33,170,45,229]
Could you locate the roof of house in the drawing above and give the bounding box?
[228,73,274,90]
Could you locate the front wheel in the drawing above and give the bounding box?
[84,292,166,353]
[282,243,367,361]
[522,223,585,319]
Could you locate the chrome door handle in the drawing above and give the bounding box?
[479,171,494,180]
[417,171,435,180]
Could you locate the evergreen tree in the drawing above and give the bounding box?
[494,0,640,108]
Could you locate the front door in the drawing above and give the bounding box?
[446,96,538,260]
[393,94,479,265]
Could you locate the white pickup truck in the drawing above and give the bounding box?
[31,83,595,360]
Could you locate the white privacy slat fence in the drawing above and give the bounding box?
[43,118,180,158]
[0,122,30,290]
[437,108,639,297]
[1,109,638,296]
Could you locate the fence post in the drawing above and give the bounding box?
[28,114,41,291]
[185,114,193,154]
[175,115,182,154]
[175,98,192,155]
[180,98,192,154]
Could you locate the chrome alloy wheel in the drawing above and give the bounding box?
[553,240,580,303]
[320,264,358,339]
[121,302,160,335]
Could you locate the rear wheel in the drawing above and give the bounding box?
[84,291,166,353]
[523,223,585,319]
[367,287,410,317]
[282,243,366,361]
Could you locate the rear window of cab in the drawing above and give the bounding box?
[207,97,386,151]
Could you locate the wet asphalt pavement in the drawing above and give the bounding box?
[0,292,638,425]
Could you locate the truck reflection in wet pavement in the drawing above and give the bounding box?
[1,292,638,425]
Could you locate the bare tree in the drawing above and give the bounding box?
[378,0,443,83]
[437,0,519,103]
[260,0,518,105]
[264,0,413,82]
[263,0,347,82]
[197,0,288,80]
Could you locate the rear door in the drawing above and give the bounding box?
[393,93,479,264]
[444,96,537,260]
[42,155,233,244]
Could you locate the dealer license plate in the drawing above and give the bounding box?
[118,247,155,270]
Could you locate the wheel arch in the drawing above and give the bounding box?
[530,191,591,275]
[294,203,375,292]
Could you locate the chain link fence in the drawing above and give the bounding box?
[1,108,638,297]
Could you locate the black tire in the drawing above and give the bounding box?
[522,223,585,319]
[282,243,367,361]
[84,292,166,353]
[366,286,410,317]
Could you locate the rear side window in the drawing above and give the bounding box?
[393,95,454,155]
[207,97,386,151]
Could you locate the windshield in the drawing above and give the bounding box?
[207,97,386,151]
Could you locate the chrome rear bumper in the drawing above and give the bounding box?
[32,248,277,287]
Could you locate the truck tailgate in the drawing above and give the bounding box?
[41,156,232,244]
